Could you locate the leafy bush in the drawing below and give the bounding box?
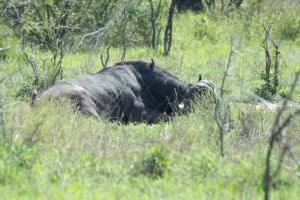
[15,77,43,99]
[254,70,289,100]
[254,72,275,100]
[103,0,167,48]
[276,8,300,41]
[194,14,221,42]
[133,146,169,179]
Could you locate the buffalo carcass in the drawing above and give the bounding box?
[39,60,215,123]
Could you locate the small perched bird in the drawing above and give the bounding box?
[198,74,202,81]
[150,57,155,70]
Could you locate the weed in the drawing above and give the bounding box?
[132,146,169,179]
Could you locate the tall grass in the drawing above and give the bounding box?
[0,0,300,199]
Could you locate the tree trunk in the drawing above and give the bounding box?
[164,0,176,56]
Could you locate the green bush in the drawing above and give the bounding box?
[276,8,300,41]
[133,146,169,179]
[254,71,289,100]
[103,0,167,48]
[16,77,43,99]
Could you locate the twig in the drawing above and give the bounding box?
[150,0,162,50]
[0,71,18,144]
[264,71,300,200]
[76,26,108,49]
[0,75,9,84]
[273,145,287,178]
[99,0,133,67]
[214,39,234,157]
[0,76,5,142]
[287,146,300,170]
[100,45,111,69]
[21,33,39,85]
[0,47,12,52]
[22,116,45,146]
[77,0,132,52]
[262,23,272,88]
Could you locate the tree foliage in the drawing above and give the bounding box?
[1,0,117,48]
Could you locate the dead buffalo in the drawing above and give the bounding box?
[39,60,215,123]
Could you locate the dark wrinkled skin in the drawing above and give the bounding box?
[40,60,215,124]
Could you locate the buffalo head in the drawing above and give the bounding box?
[178,76,215,113]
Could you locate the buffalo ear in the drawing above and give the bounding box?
[198,74,202,82]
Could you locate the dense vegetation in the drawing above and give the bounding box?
[1,0,300,199]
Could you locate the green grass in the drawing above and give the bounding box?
[1,1,300,199]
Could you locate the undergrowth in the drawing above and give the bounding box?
[0,0,300,199]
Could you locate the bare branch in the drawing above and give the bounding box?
[100,44,112,69]
[262,23,273,89]
[98,0,134,67]
[22,116,45,146]
[76,26,108,49]
[76,0,133,51]
[0,47,12,52]
[150,0,162,50]
[264,71,300,200]
[287,146,300,170]
[214,39,234,157]
[0,75,9,84]
[273,144,288,178]
[21,33,39,85]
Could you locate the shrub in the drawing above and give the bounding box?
[132,146,169,179]
[276,8,300,41]
[16,77,43,99]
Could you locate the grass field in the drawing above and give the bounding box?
[1,1,300,199]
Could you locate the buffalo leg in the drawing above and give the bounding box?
[70,93,101,120]
[81,97,101,120]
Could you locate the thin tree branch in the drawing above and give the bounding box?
[214,39,234,157]
[21,33,39,85]
[264,71,300,200]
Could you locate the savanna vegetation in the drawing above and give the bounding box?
[0,0,300,199]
